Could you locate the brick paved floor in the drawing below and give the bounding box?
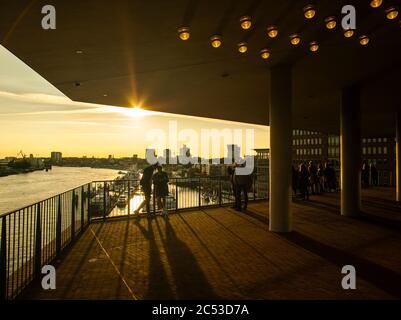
[21,187,401,299]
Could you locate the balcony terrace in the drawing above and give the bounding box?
[20,187,401,300]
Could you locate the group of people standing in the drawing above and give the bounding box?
[292,161,337,200]
[134,163,169,217]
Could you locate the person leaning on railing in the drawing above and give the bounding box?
[152,165,169,217]
[134,163,158,216]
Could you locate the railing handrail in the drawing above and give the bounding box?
[0,182,89,218]
[1,173,267,218]
[91,174,267,183]
[0,174,268,300]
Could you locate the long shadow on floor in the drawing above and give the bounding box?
[115,219,131,297]
[57,222,106,298]
[361,199,401,214]
[134,217,175,299]
[299,199,401,232]
[175,213,243,296]
[279,231,401,298]
[156,217,219,299]
[357,212,401,233]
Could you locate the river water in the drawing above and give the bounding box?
[0,166,122,214]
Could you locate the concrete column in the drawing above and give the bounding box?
[269,64,292,232]
[396,112,401,202]
[340,85,361,217]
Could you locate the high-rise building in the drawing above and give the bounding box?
[179,145,190,157]
[163,148,172,165]
[254,148,269,199]
[145,148,156,164]
[292,130,328,165]
[327,134,340,169]
[50,152,62,163]
[361,137,396,185]
[226,144,241,164]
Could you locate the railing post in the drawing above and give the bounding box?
[153,184,156,214]
[175,180,178,211]
[1,216,7,300]
[56,195,62,257]
[34,203,42,279]
[71,190,75,241]
[103,182,107,220]
[81,186,84,232]
[253,178,256,200]
[219,177,222,206]
[87,184,91,223]
[127,181,131,216]
[198,177,201,207]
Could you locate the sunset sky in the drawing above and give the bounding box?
[0,45,269,159]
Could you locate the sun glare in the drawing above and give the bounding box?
[117,106,150,118]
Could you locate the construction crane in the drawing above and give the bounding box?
[18,150,26,159]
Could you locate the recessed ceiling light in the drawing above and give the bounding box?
[343,29,354,38]
[267,25,278,38]
[289,34,301,45]
[75,50,83,54]
[237,42,248,53]
[359,35,370,46]
[103,94,108,97]
[385,6,398,20]
[309,41,319,52]
[325,16,337,29]
[260,48,271,60]
[239,16,252,30]
[370,0,382,8]
[178,27,190,40]
[210,35,222,48]
[303,4,316,19]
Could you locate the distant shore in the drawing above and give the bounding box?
[0,167,45,177]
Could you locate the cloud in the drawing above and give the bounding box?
[0,90,71,105]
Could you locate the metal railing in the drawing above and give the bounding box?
[89,176,268,219]
[0,175,267,300]
[0,183,90,300]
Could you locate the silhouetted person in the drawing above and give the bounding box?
[292,165,299,198]
[362,162,370,188]
[324,162,336,192]
[371,164,378,186]
[299,163,310,200]
[227,166,237,209]
[308,161,319,195]
[229,163,252,211]
[317,163,325,193]
[134,163,158,216]
[153,165,169,217]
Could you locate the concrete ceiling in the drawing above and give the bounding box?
[1,0,401,136]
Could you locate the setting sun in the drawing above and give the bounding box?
[118,106,153,118]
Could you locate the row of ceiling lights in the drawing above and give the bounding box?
[177,1,399,60]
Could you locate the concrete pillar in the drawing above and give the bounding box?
[269,64,292,232]
[340,85,361,217]
[396,112,401,202]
